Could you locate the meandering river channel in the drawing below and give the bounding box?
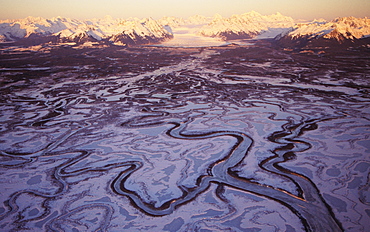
[0,44,369,231]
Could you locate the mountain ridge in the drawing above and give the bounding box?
[276,16,370,48]
[1,12,369,47]
[0,16,173,45]
[198,11,295,40]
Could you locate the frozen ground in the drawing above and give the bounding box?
[0,42,369,231]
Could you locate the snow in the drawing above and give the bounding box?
[256,28,293,39]
[198,12,295,39]
[1,13,368,47]
[158,11,295,46]
[287,16,370,40]
[0,16,172,44]
[158,16,185,27]
[157,24,226,47]
[1,11,294,47]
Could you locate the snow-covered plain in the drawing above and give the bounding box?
[1,43,369,231]
[0,11,369,232]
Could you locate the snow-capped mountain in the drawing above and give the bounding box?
[186,15,213,25]
[1,13,369,48]
[199,11,295,40]
[108,18,173,45]
[276,16,370,47]
[158,15,213,28]
[158,16,186,28]
[0,16,173,45]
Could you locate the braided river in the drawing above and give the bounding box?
[0,43,369,231]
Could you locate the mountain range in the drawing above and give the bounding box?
[0,16,173,46]
[0,12,369,48]
[198,11,295,40]
[277,16,370,48]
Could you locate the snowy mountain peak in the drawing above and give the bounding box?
[198,11,294,40]
[213,13,224,20]
[242,10,262,18]
[103,15,114,21]
[276,16,370,48]
[186,15,211,25]
[0,16,173,45]
[1,12,369,48]
[286,16,370,40]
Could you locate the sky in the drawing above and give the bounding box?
[0,0,369,21]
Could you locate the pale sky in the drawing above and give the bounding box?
[1,0,369,20]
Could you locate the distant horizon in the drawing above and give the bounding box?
[1,0,369,21]
[0,11,369,22]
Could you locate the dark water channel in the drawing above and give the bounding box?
[0,45,369,231]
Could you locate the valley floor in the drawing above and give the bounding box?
[0,42,369,231]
